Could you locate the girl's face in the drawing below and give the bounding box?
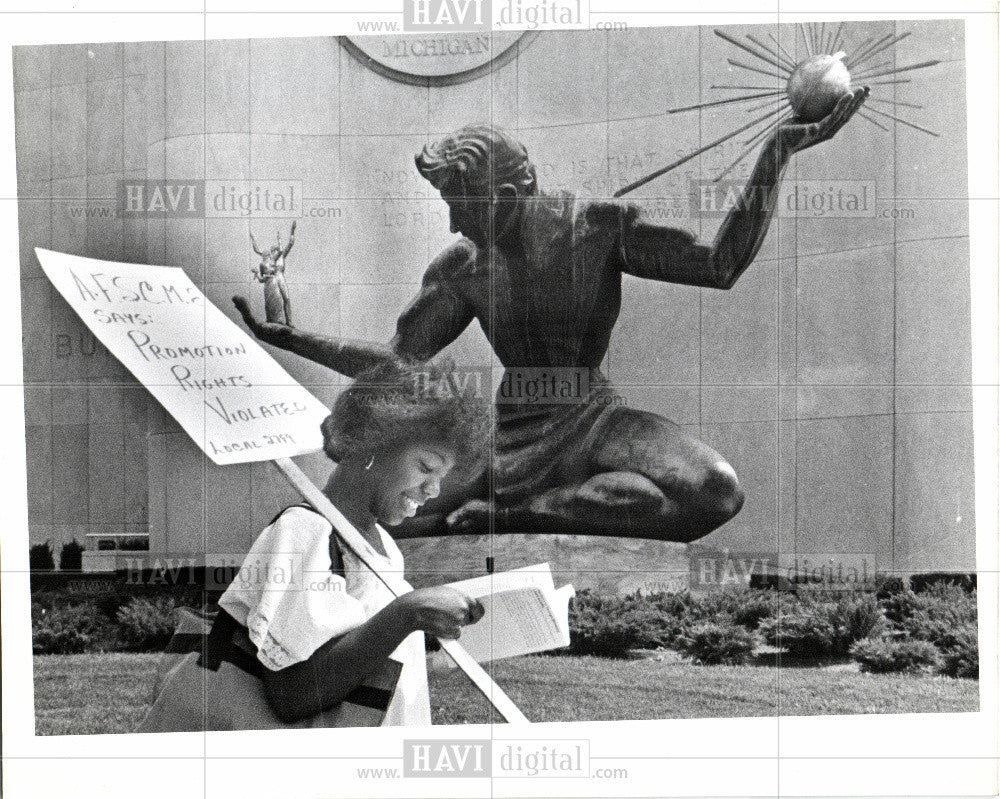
[368,441,456,526]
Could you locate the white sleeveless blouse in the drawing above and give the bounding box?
[218,506,431,726]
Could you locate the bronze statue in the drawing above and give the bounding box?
[250,221,296,327]
[234,88,869,542]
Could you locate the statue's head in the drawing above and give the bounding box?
[415,124,537,248]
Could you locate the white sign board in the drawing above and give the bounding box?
[36,248,329,465]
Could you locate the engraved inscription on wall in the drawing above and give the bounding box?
[343,32,527,80]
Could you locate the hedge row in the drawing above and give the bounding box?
[32,587,206,654]
[31,578,978,679]
[563,582,978,677]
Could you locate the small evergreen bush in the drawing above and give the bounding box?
[115,596,178,651]
[760,594,883,658]
[829,594,885,655]
[729,591,780,630]
[565,591,670,657]
[58,538,85,571]
[760,611,837,658]
[29,541,55,571]
[642,587,781,643]
[936,627,979,679]
[674,621,759,665]
[850,638,942,674]
[882,585,977,636]
[31,602,106,654]
[882,585,978,677]
[642,590,701,646]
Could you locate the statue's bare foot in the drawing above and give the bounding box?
[446,499,492,534]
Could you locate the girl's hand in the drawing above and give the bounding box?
[395,587,485,640]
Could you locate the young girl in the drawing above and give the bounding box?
[139,360,490,730]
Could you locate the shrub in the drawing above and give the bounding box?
[59,538,85,571]
[850,638,942,674]
[909,573,976,594]
[674,621,759,665]
[562,587,889,664]
[641,587,782,646]
[641,591,699,646]
[35,584,136,620]
[937,627,979,679]
[758,593,883,659]
[760,611,836,658]
[565,591,673,657]
[115,596,177,651]
[881,590,916,628]
[31,602,106,654]
[729,591,781,630]
[118,536,150,551]
[874,574,908,599]
[882,585,976,629]
[883,587,977,650]
[29,542,55,572]
[686,586,781,629]
[626,606,677,650]
[829,594,885,654]
[869,584,979,678]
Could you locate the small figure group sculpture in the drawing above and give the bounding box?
[250,221,296,327]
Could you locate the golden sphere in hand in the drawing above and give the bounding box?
[787,52,851,122]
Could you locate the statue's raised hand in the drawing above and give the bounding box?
[777,86,870,155]
[233,294,394,376]
[233,295,294,345]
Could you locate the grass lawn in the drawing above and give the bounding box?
[33,652,979,735]
[34,653,162,736]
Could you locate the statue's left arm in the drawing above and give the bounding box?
[618,88,869,290]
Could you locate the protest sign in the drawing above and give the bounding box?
[35,248,328,465]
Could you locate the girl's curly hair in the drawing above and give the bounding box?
[321,358,491,471]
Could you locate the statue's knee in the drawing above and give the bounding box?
[699,461,745,524]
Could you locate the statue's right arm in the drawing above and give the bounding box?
[233,240,476,377]
[233,295,396,378]
[389,240,477,362]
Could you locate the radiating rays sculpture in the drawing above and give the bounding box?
[614,23,941,195]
